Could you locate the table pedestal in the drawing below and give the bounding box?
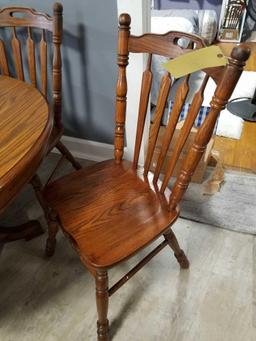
[0,221,44,243]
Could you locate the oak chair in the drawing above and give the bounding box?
[0,3,81,250]
[43,14,250,341]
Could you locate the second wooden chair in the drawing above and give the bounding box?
[0,3,81,252]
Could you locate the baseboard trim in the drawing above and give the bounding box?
[52,135,115,162]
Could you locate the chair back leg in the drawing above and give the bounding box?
[164,229,190,269]
[56,141,82,170]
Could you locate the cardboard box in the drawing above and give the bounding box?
[150,122,214,183]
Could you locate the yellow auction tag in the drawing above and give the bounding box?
[163,45,227,78]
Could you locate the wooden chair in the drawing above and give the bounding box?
[0,3,81,248]
[43,14,250,341]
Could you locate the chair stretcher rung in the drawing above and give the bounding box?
[108,239,168,297]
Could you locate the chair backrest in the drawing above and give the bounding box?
[114,13,250,210]
[0,3,62,128]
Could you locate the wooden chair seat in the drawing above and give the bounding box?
[44,159,179,268]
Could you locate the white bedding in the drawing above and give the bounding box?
[192,71,256,139]
[196,10,218,44]
[150,10,251,140]
[151,16,195,35]
[216,72,256,139]
[150,9,218,106]
[160,72,256,140]
[151,15,195,105]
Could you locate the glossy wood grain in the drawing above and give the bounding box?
[114,14,129,163]
[0,39,10,76]
[40,30,47,96]
[0,75,52,211]
[11,27,24,81]
[153,75,190,184]
[27,27,37,87]
[45,159,179,268]
[0,3,78,161]
[44,13,250,341]
[0,5,56,119]
[128,31,206,57]
[144,72,172,175]
[133,55,152,168]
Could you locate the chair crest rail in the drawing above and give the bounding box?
[0,6,53,31]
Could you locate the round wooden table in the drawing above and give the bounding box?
[0,76,53,242]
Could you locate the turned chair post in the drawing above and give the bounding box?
[169,46,250,211]
[96,271,109,341]
[114,14,130,163]
[52,2,63,130]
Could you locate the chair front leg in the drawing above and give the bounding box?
[164,229,189,269]
[96,270,109,341]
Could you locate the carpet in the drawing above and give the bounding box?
[180,169,256,235]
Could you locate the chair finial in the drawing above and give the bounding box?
[231,45,250,63]
[53,2,63,14]
[119,13,131,27]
